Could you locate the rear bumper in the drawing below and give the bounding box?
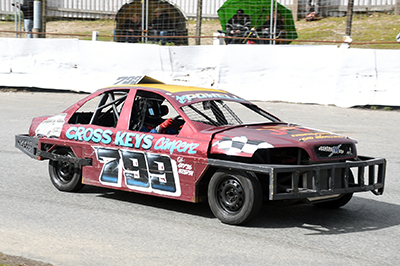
[15,134,39,159]
[207,156,386,200]
[15,134,91,166]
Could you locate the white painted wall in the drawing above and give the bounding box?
[1,38,399,107]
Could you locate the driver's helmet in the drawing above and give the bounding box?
[144,99,162,127]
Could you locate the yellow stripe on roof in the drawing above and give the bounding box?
[108,84,227,94]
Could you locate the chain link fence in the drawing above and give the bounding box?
[0,0,399,48]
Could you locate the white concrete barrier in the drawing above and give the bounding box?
[1,37,399,107]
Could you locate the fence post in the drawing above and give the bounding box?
[14,1,22,38]
[195,0,203,45]
[40,0,46,38]
[345,0,354,36]
[395,0,400,15]
[292,0,298,21]
[92,31,99,41]
[33,0,41,38]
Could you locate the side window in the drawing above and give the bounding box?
[181,100,230,127]
[69,90,128,128]
[129,91,183,134]
[181,100,276,127]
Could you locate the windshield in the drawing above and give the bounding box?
[181,100,280,127]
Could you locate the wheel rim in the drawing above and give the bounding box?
[216,177,245,213]
[55,160,74,183]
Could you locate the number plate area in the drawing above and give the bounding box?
[95,147,181,197]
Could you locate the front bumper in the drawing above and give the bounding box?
[208,156,386,200]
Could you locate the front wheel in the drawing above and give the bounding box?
[312,172,354,209]
[312,193,353,209]
[48,148,84,192]
[208,169,262,225]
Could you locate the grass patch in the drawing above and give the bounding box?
[46,19,116,41]
[355,105,400,111]
[293,13,400,49]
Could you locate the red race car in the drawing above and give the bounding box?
[15,76,386,225]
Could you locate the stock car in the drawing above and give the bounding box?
[15,76,386,225]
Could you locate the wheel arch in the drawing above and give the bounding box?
[37,142,91,166]
[196,166,218,202]
[48,146,85,192]
[196,165,268,203]
[46,144,82,158]
[207,168,263,225]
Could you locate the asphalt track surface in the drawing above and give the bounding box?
[1,91,399,266]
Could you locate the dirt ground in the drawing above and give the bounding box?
[0,253,53,266]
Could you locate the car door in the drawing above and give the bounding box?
[117,89,209,201]
[64,89,131,189]
[72,88,208,202]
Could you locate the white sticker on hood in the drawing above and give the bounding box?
[35,113,67,138]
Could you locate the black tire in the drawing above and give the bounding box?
[312,172,354,209]
[208,169,262,225]
[312,193,353,209]
[48,148,84,192]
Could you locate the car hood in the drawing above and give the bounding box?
[209,123,357,161]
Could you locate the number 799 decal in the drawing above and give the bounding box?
[96,148,181,197]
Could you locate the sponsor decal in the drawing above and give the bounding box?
[114,131,153,149]
[65,126,199,155]
[154,137,199,155]
[175,93,245,104]
[35,113,67,138]
[257,126,346,141]
[295,133,346,142]
[316,144,353,157]
[318,145,344,154]
[176,157,194,176]
[66,126,113,144]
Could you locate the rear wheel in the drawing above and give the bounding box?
[208,169,262,225]
[48,148,84,192]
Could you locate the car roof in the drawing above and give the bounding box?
[103,84,251,107]
[104,84,226,94]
